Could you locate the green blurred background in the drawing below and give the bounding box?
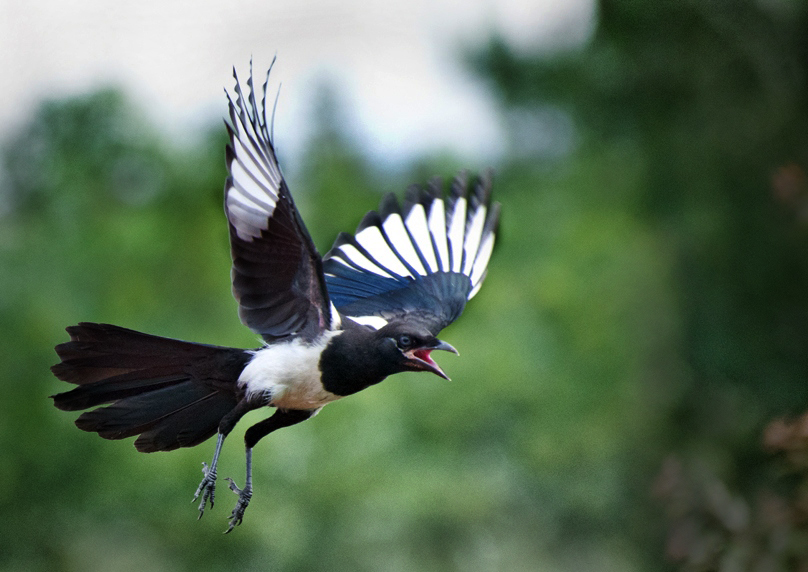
[3,0,808,570]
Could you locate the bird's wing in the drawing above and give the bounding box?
[323,172,500,335]
[225,61,334,342]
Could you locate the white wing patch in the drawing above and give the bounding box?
[428,199,450,271]
[447,197,466,273]
[405,204,439,272]
[224,67,284,243]
[382,214,427,275]
[226,201,269,240]
[470,232,495,294]
[463,205,487,276]
[347,315,390,329]
[354,226,411,277]
[334,243,396,278]
[324,174,499,329]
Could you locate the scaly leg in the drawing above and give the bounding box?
[192,396,265,519]
[222,408,318,532]
[225,447,253,533]
[193,432,225,517]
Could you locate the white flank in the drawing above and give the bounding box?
[239,331,343,410]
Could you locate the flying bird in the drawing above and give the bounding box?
[50,61,501,533]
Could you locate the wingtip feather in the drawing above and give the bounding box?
[378,193,401,219]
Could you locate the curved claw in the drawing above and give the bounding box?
[224,476,253,534]
[193,462,217,518]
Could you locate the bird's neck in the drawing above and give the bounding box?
[318,325,393,397]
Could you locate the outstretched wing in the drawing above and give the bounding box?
[225,61,334,342]
[323,172,500,335]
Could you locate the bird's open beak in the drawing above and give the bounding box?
[404,339,458,380]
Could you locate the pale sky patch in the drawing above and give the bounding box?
[0,0,594,163]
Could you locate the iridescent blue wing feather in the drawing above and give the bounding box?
[323,172,500,335]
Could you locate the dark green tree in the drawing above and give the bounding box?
[472,0,808,568]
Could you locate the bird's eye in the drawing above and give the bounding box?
[398,334,413,348]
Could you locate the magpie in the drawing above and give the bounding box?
[50,61,501,533]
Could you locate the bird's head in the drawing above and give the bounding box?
[375,322,458,380]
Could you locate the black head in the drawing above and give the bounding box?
[374,321,458,380]
[319,319,460,398]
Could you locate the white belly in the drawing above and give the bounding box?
[238,332,342,410]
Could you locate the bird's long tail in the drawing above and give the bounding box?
[51,322,250,452]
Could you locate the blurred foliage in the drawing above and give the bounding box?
[3,0,808,570]
[472,0,808,569]
[651,415,808,572]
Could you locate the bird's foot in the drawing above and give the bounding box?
[224,477,253,533]
[193,462,217,518]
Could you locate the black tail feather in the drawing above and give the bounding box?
[134,390,239,452]
[52,373,189,411]
[51,323,251,452]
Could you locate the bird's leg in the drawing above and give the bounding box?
[193,432,225,517]
[222,408,318,532]
[193,396,264,519]
[224,447,253,533]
